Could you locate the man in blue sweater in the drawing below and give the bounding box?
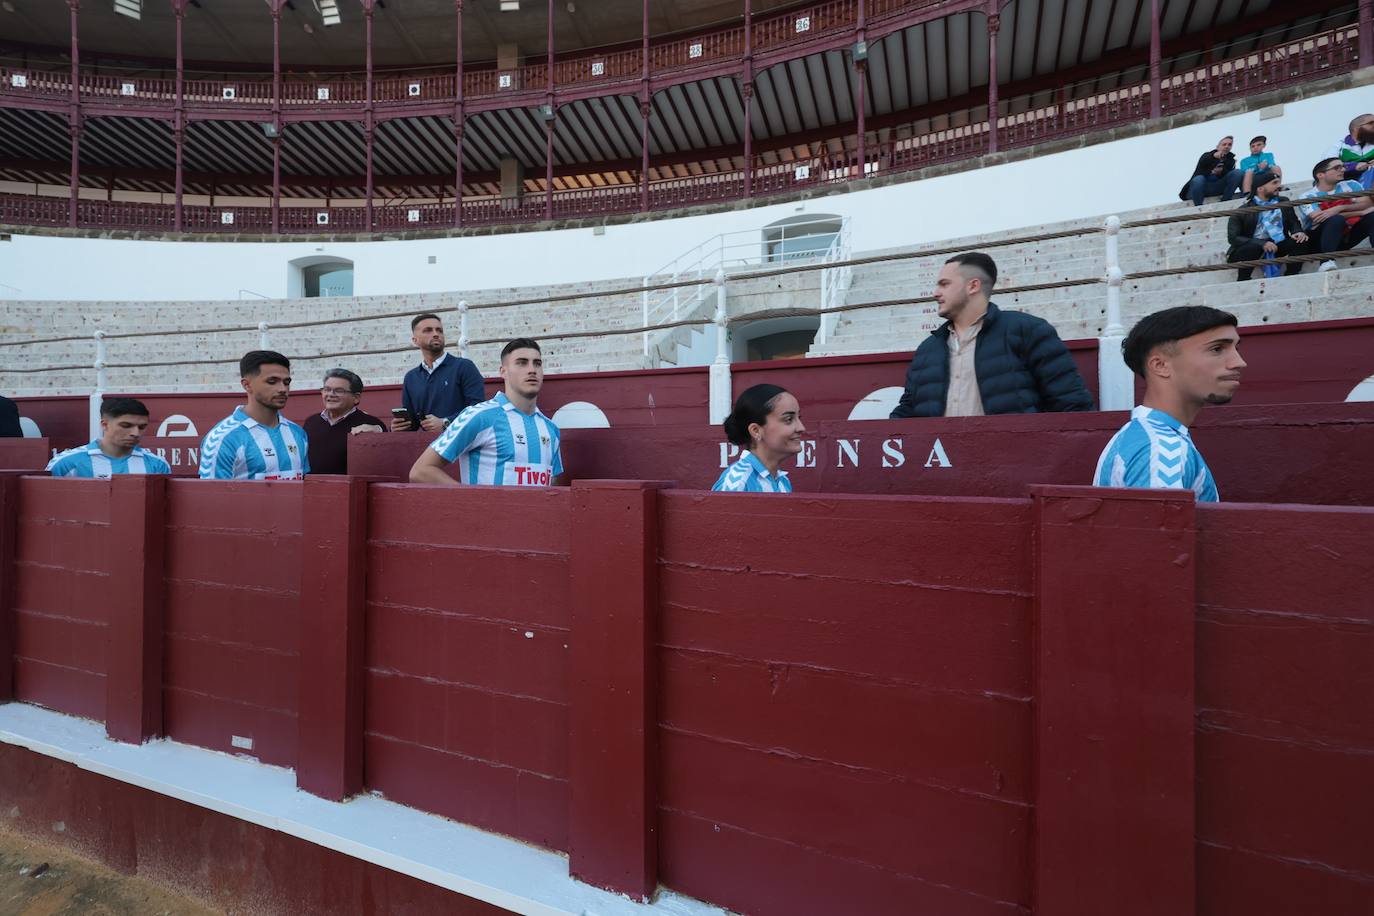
[396,313,487,433]
[889,252,1093,418]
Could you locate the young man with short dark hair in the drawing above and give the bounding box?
[199,350,310,481]
[1237,135,1279,195]
[1225,170,1311,281]
[889,251,1093,418]
[1094,306,1246,502]
[47,397,171,478]
[396,313,486,433]
[409,338,563,486]
[301,368,386,475]
[1296,157,1374,272]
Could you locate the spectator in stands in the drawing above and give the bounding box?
[199,350,310,481]
[395,313,485,433]
[1326,113,1374,188]
[409,338,562,486]
[713,384,803,493]
[889,252,1093,419]
[1094,306,1244,502]
[1225,170,1311,281]
[0,395,20,438]
[301,368,386,475]
[1237,135,1279,195]
[46,398,171,478]
[1297,157,1374,272]
[1180,135,1242,206]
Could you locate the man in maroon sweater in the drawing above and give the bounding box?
[301,368,386,475]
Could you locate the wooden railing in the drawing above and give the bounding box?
[0,25,1361,235]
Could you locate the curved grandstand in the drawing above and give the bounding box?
[0,0,1365,232]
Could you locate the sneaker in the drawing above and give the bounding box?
[1318,260,1338,273]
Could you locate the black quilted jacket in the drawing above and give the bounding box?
[889,302,1095,418]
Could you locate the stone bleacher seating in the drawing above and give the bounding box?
[809,180,1374,357]
[3,181,1370,396]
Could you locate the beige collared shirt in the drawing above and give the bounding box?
[944,318,985,417]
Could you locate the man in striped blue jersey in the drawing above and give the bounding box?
[199,350,311,481]
[1094,307,1245,502]
[47,397,171,478]
[409,338,563,486]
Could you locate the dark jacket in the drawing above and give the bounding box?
[1178,148,1239,200]
[0,396,20,438]
[1226,195,1304,255]
[302,408,386,475]
[889,302,1094,419]
[400,353,486,427]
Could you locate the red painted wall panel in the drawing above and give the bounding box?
[1194,505,1374,911]
[656,492,1033,913]
[12,478,110,720]
[659,808,1018,916]
[161,480,303,766]
[363,485,572,851]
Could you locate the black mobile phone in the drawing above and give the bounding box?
[390,407,414,427]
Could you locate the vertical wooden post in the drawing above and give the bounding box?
[986,4,1000,154]
[855,2,867,175]
[67,0,81,228]
[454,0,465,229]
[105,475,167,744]
[297,476,372,800]
[363,0,376,232]
[1149,0,1162,118]
[271,0,283,234]
[173,0,186,231]
[568,480,671,898]
[640,0,651,212]
[0,472,26,703]
[1031,485,1197,916]
[742,0,753,197]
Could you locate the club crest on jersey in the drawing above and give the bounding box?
[540,435,550,447]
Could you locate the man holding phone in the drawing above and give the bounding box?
[409,338,563,487]
[395,313,486,433]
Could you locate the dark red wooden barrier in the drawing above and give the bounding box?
[2,473,1372,914]
[11,477,112,721]
[161,480,304,767]
[362,484,572,852]
[1193,503,1374,913]
[0,438,51,471]
[656,491,1034,915]
[346,402,1374,506]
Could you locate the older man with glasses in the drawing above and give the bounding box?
[301,368,386,475]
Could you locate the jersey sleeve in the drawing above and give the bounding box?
[713,460,754,492]
[199,427,240,480]
[430,405,486,463]
[551,431,564,477]
[45,450,82,477]
[146,453,173,474]
[1095,430,1154,490]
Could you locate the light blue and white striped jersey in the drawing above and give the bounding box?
[428,392,563,486]
[47,439,171,478]
[712,451,793,493]
[199,406,311,481]
[1093,406,1218,502]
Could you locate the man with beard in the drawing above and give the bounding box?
[394,313,486,433]
[199,350,310,481]
[1327,113,1374,188]
[888,252,1093,418]
[409,338,563,487]
[1094,307,1246,502]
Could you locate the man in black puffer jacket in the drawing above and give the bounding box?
[889,252,1094,418]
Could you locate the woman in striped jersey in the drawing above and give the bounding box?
[712,384,805,493]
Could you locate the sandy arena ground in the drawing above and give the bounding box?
[0,826,221,916]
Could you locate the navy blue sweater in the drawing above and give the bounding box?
[889,302,1094,418]
[400,354,487,426]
